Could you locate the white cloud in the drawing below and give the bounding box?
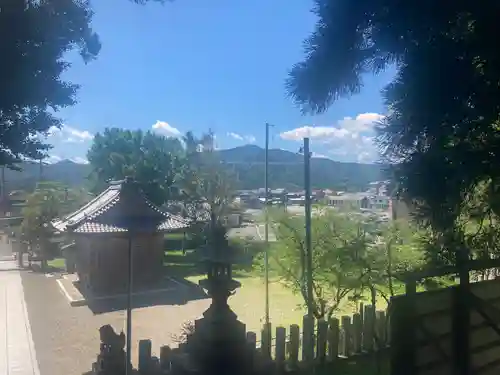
[227,132,256,143]
[311,152,330,159]
[280,126,349,140]
[44,155,89,164]
[48,125,93,143]
[46,155,62,164]
[279,112,384,163]
[227,132,243,141]
[66,126,93,141]
[152,121,182,137]
[70,157,89,164]
[338,113,384,133]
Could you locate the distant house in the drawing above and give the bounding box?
[0,197,12,217]
[326,193,370,209]
[0,190,28,218]
[371,196,390,210]
[326,193,390,211]
[312,190,326,199]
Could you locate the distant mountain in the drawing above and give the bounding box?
[2,160,92,193]
[218,145,384,191]
[2,145,383,192]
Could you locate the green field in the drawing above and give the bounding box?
[47,257,66,270]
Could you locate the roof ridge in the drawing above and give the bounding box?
[54,186,120,230]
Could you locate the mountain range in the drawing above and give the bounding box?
[2,145,384,192]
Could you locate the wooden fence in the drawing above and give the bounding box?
[135,303,390,374]
[391,277,500,375]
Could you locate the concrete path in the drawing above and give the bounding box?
[0,236,13,259]
[0,260,41,375]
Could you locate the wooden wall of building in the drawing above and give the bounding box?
[74,233,164,294]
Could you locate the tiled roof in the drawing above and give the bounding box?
[51,179,189,234]
[52,185,121,231]
[72,214,189,234]
[73,222,127,233]
[157,215,190,231]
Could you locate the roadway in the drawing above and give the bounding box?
[0,234,13,261]
[228,223,276,242]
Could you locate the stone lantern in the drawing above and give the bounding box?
[179,215,257,375]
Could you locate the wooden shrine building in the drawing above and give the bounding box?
[51,178,188,294]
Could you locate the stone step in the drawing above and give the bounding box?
[0,260,19,271]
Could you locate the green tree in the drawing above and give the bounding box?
[357,219,425,304]
[87,128,184,205]
[265,208,425,319]
[21,181,90,268]
[287,1,500,238]
[0,0,171,170]
[265,209,370,320]
[1,1,100,168]
[179,131,237,247]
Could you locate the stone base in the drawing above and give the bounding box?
[181,307,257,375]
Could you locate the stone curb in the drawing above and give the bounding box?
[56,278,183,307]
[56,279,87,307]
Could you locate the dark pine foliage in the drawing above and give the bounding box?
[0,0,100,168]
[288,0,500,234]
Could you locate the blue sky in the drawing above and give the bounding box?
[47,0,396,165]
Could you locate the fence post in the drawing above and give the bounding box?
[376,310,387,349]
[302,315,315,363]
[453,254,471,375]
[246,331,257,351]
[275,327,286,371]
[289,324,300,369]
[363,305,375,352]
[160,345,172,372]
[261,322,272,360]
[138,339,152,373]
[341,316,352,357]
[352,313,362,354]
[327,318,339,362]
[359,302,364,324]
[316,319,328,364]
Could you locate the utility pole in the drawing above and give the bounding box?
[1,166,5,201]
[303,137,313,319]
[264,123,272,329]
[302,137,315,367]
[125,233,133,375]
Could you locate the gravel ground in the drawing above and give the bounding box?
[21,271,211,375]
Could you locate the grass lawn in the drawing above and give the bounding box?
[47,257,66,271]
[163,250,388,334]
[185,271,307,332]
[164,232,186,241]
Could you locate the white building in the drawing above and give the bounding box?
[325,193,390,211]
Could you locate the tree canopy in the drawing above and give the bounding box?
[87,128,185,206]
[263,208,424,319]
[21,181,91,264]
[288,1,500,235]
[1,1,100,168]
[1,0,171,169]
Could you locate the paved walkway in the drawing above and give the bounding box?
[0,259,41,375]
